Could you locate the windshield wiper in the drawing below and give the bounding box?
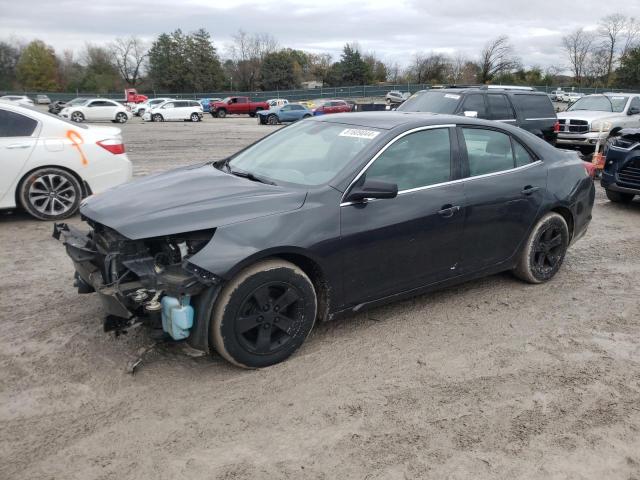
[228,168,276,185]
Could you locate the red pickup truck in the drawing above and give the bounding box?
[210,97,270,118]
[124,88,148,104]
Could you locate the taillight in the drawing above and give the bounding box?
[553,121,560,133]
[97,139,125,155]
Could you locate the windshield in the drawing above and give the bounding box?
[228,121,381,186]
[221,97,231,103]
[568,95,628,112]
[397,91,460,114]
[66,98,88,106]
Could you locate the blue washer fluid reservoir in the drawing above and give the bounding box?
[161,295,194,340]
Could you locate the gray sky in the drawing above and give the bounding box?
[2,0,640,72]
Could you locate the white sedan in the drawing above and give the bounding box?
[0,95,34,107]
[0,102,132,220]
[60,98,131,123]
[142,100,203,122]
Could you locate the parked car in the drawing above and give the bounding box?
[0,101,131,220]
[385,90,410,104]
[266,98,289,108]
[142,100,203,122]
[564,92,585,104]
[48,100,68,114]
[312,99,352,115]
[210,97,270,118]
[556,93,640,154]
[601,128,640,203]
[198,97,222,113]
[398,87,559,144]
[549,90,564,101]
[54,112,594,368]
[132,98,174,117]
[257,103,313,124]
[35,95,51,105]
[60,98,131,124]
[0,95,34,107]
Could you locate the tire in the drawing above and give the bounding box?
[217,109,227,118]
[70,111,84,123]
[211,259,317,368]
[514,212,570,284]
[302,114,311,119]
[267,114,279,125]
[115,112,128,123]
[152,114,163,122]
[137,109,145,116]
[249,112,256,118]
[19,167,82,221]
[211,112,218,118]
[605,189,635,203]
[190,113,200,122]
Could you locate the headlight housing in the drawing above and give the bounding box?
[590,120,612,132]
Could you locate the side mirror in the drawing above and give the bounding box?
[463,111,478,118]
[627,107,640,115]
[345,179,398,203]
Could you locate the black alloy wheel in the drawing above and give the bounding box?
[531,224,564,278]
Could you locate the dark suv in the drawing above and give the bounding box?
[601,128,640,203]
[397,86,558,144]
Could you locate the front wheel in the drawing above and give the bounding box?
[211,259,317,368]
[216,109,227,118]
[70,111,84,123]
[115,112,128,123]
[267,114,279,125]
[152,114,163,122]
[605,189,635,203]
[514,212,569,284]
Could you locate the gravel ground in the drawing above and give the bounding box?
[1,115,640,480]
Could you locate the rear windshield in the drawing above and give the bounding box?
[510,94,555,118]
[396,91,460,114]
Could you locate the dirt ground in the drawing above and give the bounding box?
[1,116,640,480]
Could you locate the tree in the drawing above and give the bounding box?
[308,53,332,85]
[409,52,450,84]
[334,43,370,86]
[226,30,279,90]
[80,44,120,92]
[0,41,20,90]
[363,53,387,83]
[616,46,640,87]
[57,50,84,92]
[260,50,297,90]
[478,36,520,83]
[111,36,147,87]
[183,29,224,91]
[16,40,58,91]
[599,13,627,85]
[563,28,594,85]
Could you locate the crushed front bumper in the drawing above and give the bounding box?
[53,223,219,348]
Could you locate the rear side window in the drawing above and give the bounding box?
[366,128,451,191]
[488,94,515,120]
[462,128,514,176]
[511,94,555,119]
[0,109,38,137]
[460,94,487,118]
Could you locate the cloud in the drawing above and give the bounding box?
[1,0,639,73]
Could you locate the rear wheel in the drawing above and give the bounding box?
[19,167,82,220]
[190,112,200,122]
[152,114,163,122]
[211,259,317,368]
[605,189,634,203]
[514,212,569,284]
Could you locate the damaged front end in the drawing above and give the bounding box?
[53,221,220,348]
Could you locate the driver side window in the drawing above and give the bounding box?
[365,128,452,191]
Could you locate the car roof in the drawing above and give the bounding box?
[312,111,515,130]
[422,87,546,96]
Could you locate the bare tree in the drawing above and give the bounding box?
[562,28,594,85]
[226,30,279,90]
[598,13,627,84]
[478,36,520,83]
[111,36,147,87]
[621,17,640,58]
[449,53,469,83]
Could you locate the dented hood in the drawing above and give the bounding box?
[80,163,307,239]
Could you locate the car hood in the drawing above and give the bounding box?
[80,163,307,239]
[558,110,619,122]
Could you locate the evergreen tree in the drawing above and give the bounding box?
[337,44,370,86]
[616,47,640,88]
[260,50,297,90]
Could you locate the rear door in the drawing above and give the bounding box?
[457,126,547,272]
[340,126,466,305]
[0,108,39,207]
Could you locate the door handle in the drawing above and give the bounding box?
[521,185,541,195]
[6,144,31,149]
[438,204,461,218]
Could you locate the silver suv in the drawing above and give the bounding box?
[557,93,640,153]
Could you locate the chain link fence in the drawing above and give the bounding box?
[3,84,639,103]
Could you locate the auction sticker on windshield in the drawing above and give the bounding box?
[339,128,380,139]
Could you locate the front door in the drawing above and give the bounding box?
[457,126,547,272]
[340,126,465,306]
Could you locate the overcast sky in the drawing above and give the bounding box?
[2,0,640,72]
